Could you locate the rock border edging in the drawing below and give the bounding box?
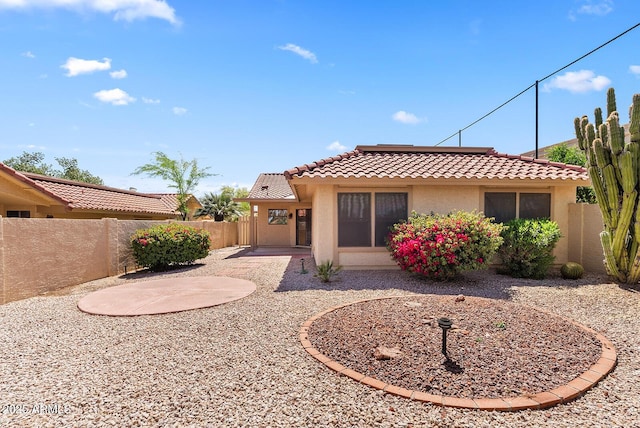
[299,295,617,411]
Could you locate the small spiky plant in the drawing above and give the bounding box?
[314,260,342,283]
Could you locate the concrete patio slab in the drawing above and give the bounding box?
[77,276,256,316]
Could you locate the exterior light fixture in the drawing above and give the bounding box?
[438,317,453,358]
[300,258,308,274]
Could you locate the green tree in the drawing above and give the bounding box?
[4,151,56,175]
[195,192,243,222]
[220,185,250,216]
[546,143,596,204]
[55,157,104,185]
[132,152,214,220]
[3,151,104,185]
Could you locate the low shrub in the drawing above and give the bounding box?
[497,218,561,279]
[387,210,504,280]
[131,223,211,271]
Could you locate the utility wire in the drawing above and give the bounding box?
[435,21,640,147]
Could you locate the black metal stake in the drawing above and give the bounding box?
[438,317,453,358]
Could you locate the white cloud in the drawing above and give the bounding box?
[21,51,35,58]
[0,0,180,25]
[278,43,318,64]
[577,0,613,15]
[172,106,187,115]
[569,0,613,20]
[392,110,424,125]
[327,141,347,152]
[142,97,160,104]
[110,69,127,79]
[93,88,136,105]
[630,65,640,76]
[543,70,611,93]
[62,57,111,77]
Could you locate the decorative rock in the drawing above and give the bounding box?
[373,346,403,360]
[455,294,465,302]
[403,301,423,308]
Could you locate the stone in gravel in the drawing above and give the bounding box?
[374,346,403,360]
[403,301,423,308]
[455,294,465,302]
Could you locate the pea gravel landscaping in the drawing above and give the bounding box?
[1,247,639,427]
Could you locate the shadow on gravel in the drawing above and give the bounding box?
[274,256,614,301]
[118,263,206,281]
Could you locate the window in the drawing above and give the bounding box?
[268,209,288,225]
[520,193,551,219]
[484,193,516,224]
[6,210,30,218]
[375,193,408,247]
[484,192,550,223]
[338,192,408,247]
[338,193,371,246]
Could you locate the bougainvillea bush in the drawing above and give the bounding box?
[131,223,211,271]
[387,211,504,280]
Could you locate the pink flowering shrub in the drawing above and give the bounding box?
[387,211,503,280]
[131,223,211,271]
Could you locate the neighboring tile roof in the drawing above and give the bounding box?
[284,145,589,182]
[521,124,631,159]
[22,172,180,215]
[244,173,295,200]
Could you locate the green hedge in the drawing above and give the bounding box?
[497,218,561,279]
[131,223,211,271]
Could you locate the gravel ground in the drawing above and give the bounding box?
[308,295,603,399]
[0,246,638,427]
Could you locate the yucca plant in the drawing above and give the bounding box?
[314,260,342,283]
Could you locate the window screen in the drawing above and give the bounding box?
[375,193,408,247]
[520,193,551,219]
[338,193,371,247]
[484,192,516,224]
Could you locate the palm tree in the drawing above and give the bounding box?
[132,152,214,220]
[195,192,243,221]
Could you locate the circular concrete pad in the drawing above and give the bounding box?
[77,276,256,316]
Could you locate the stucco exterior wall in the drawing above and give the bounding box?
[0,218,238,304]
[312,185,336,264]
[412,185,480,215]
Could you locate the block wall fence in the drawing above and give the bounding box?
[0,204,607,305]
[0,218,238,304]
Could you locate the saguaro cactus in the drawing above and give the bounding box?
[575,88,640,283]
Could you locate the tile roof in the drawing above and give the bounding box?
[244,173,295,200]
[284,145,589,182]
[22,172,181,216]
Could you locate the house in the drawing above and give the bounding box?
[0,162,202,220]
[239,145,590,269]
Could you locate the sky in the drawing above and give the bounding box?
[1,0,640,196]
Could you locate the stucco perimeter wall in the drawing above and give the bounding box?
[567,203,606,274]
[0,218,238,304]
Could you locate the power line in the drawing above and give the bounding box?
[435,21,640,147]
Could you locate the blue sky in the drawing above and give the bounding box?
[1,0,640,196]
